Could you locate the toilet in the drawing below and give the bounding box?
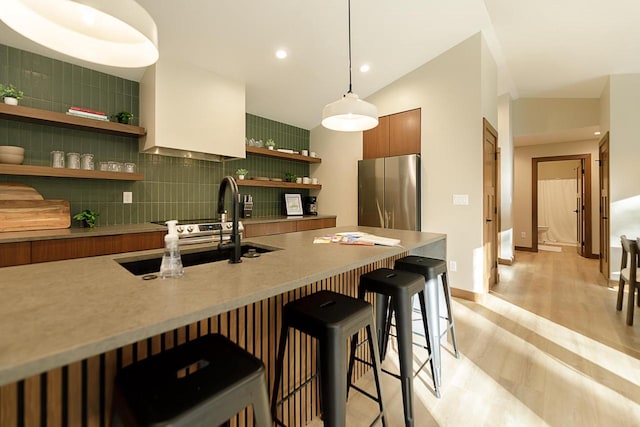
[538,225,549,244]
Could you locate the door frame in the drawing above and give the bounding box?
[598,132,610,279]
[483,118,499,291]
[531,154,593,256]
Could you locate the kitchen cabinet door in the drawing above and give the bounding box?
[362,109,421,159]
[0,242,31,267]
[389,108,421,156]
[363,115,390,159]
[296,218,336,232]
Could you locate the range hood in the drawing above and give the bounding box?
[139,58,246,161]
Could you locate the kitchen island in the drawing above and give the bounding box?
[0,226,445,426]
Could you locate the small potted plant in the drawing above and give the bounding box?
[284,172,297,183]
[73,209,99,228]
[111,111,134,124]
[0,84,24,105]
[235,168,248,180]
[265,139,276,150]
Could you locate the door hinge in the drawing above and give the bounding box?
[494,261,498,268]
[494,152,498,161]
[494,207,497,214]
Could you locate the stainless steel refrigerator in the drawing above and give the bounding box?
[358,154,421,231]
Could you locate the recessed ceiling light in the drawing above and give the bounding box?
[594,131,601,136]
[275,49,287,59]
[360,64,370,73]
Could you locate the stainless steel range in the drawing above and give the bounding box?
[152,219,244,245]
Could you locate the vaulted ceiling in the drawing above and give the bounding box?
[1,0,639,131]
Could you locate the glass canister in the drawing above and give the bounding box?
[99,162,109,171]
[51,151,65,168]
[124,162,136,173]
[66,152,80,169]
[81,153,94,170]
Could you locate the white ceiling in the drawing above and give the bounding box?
[1,0,639,131]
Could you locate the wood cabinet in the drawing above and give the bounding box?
[0,231,165,266]
[243,217,336,238]
[363,108,421,159]
[0,242,31,267]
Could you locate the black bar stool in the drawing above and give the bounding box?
[271,290,386,427]
[111,333,272,427]
[352,268,441,427]
[394,255,459,358]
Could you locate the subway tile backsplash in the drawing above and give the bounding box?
[0,44,310,226]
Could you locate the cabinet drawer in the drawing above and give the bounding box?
[244,221,297,238]
[296,218,336,232]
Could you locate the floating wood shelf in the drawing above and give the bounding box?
[237,179,321,190]
[0,164,144,181]
[245,146,321,163]
[0,103,146,137]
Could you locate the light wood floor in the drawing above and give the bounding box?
[309,248,640,426]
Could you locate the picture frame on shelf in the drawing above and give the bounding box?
[284,193,303,216]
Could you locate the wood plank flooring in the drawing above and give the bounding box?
[310,248,640,426]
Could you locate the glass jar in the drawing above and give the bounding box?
[99,161,109,171]
[124,162,136,173]
[66,152,80,169]
[50,151,64,168]
[80,153,94,170]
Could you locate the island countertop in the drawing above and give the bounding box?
[0,226,445,386]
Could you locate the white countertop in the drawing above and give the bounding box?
[0,226,445,386]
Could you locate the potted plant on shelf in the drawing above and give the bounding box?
[284,172,297,183]
[265,139,276,150]
[0,84,24,105]
[111,111,134,124]
[235,168,249,180]
[73,209,99,228]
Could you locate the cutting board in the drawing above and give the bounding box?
[0,183,70,232]
[0,200,71,232]
[0,183,45,200]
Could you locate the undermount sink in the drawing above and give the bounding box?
[117,244,277,276]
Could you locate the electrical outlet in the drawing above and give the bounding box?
[449,261,457,272]
[123,192,132,204]
[521,231,526,238]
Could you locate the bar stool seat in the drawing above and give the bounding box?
[271,290,385,427]
[354,268,441,427]
[112,333,272,427]
[394,255,460,358]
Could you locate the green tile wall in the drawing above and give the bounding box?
[0,45,310,227]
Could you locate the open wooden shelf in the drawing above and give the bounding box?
[237,179,321,190]
[245,146,321,163]
[0,103,146,137]
[0,164,144,181]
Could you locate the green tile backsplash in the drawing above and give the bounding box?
[0,45,310,227]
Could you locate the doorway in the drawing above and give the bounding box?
[531,154,593,257]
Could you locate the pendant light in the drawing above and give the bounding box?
[0,0,159,68]
[322,0,378,132]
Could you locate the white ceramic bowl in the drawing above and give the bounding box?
[0,145,24,155]
[0,146,25,164]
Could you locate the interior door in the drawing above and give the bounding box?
[599,133,610,278]
[483,118,498,290]
[575,160,585,256]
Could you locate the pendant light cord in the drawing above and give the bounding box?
[347,0,353,94]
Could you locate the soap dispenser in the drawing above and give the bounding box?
[159,220,184,278]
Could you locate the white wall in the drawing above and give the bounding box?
[512,98,600,136]
[498,94,514,262]
[513,140,600,250]
[309,127,360,226]
[311,32,498,295]
[608,74,640,276]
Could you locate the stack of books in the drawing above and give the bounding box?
[66,107,108,121]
